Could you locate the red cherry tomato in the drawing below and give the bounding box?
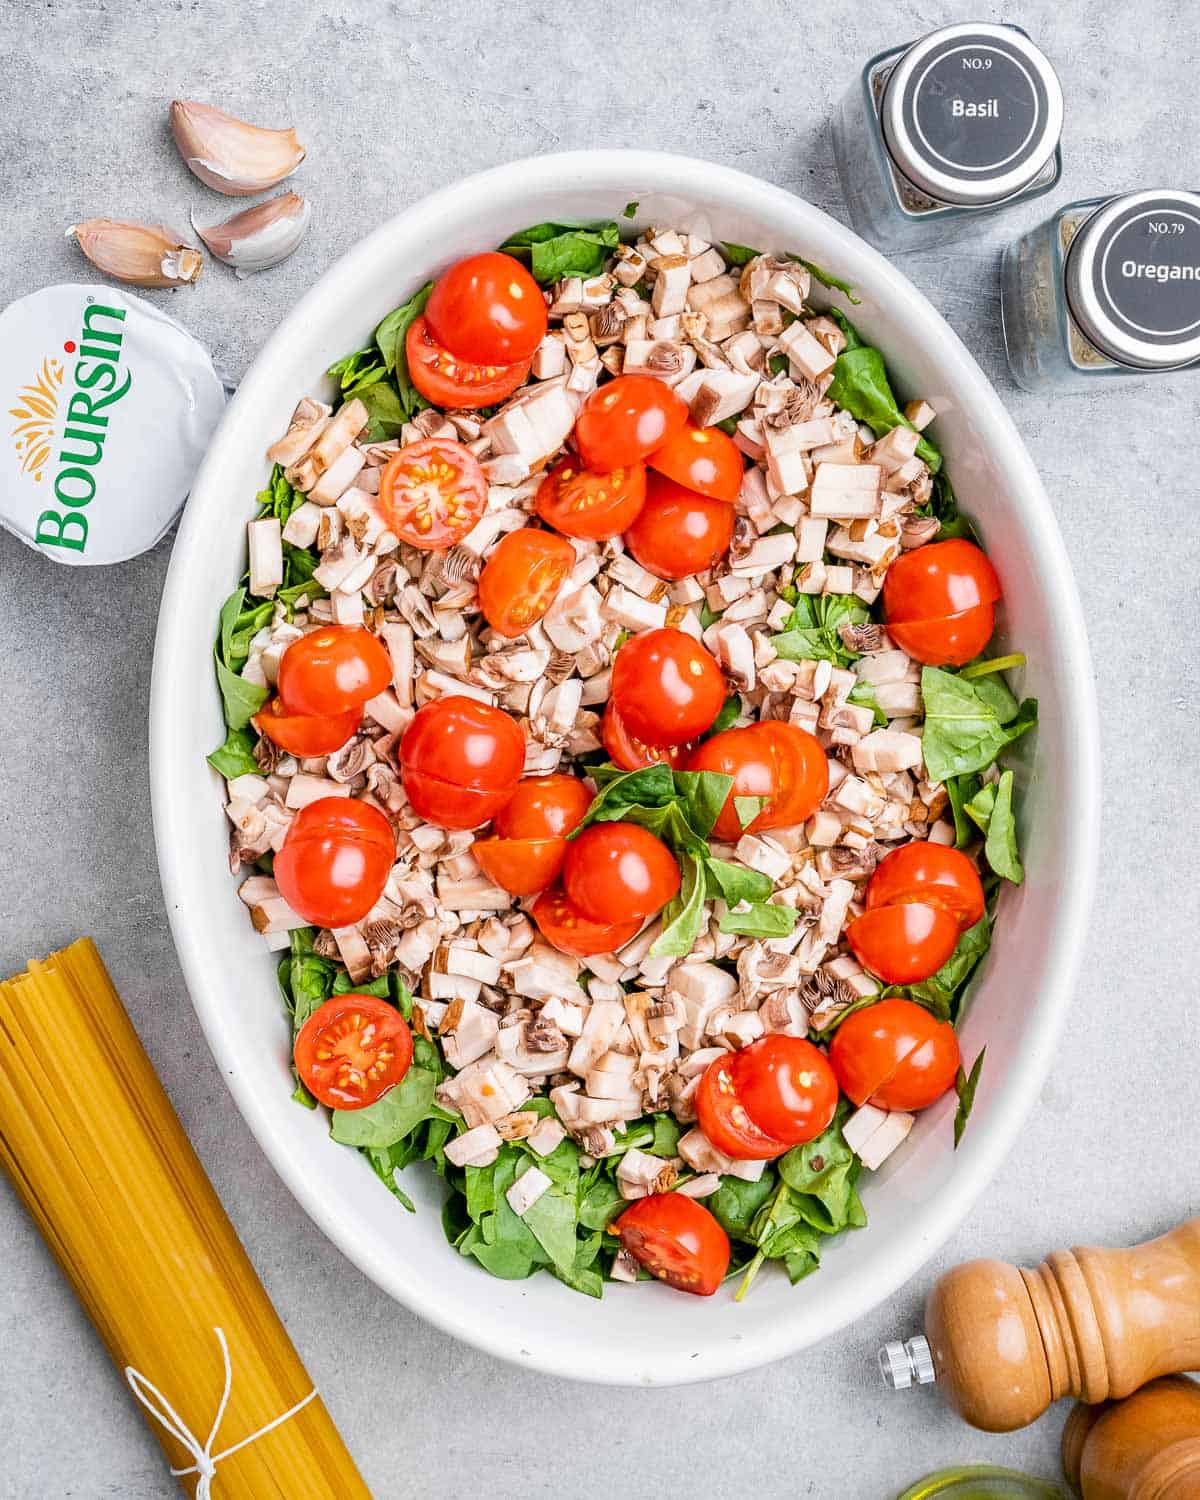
[884,539,1002,622]
[866,842,985,931]
[562,822,681,924]
[378,438,487,551]
[624,472,735,580]
[478,527,575,638]
[611,628,726,747]
[275,626,392,717]
[535,458,646,540]
[424,252,547,364]
[696,1053,790,1161]
[883,540,1001,666]
[530,887,642,957]
[729,1036,839,1148]
[399,696,525,830]
[252,698,361,756]
[294,994,413,1111]
[573,375,688,471]
[886,604,996,667]
[405,315,529,409]
[274,797,395,929]
[648,421,743,502]
[474,836,566,896]
[601,703,694,771]
[615,1192,730,1296]
[689,722,829,842]
[846,901,960,985]
[494,774,592,840]
[828,998,960,1112]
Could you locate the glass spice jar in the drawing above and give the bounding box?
[1001,189,1200,391]
[833,22,1064,253]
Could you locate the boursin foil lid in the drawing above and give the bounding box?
[0,283,225,565]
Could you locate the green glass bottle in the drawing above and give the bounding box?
[896,1466,1068,1500]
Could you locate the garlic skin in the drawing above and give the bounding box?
[170,100,305,196]
[194,192,311,274]
[67,219,203,287]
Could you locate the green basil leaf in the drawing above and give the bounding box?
[954,1047,987,1147]
[704,858,772,907]
[709,693,742,735]
[717,902,798,939]
[650,852,708,958]
[920,667,1038,782]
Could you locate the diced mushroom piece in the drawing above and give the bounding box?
[651,254,692,317]
[444,1122,502,1169]
[675,367,760,427]
[904,399,937,431]
[543,582,604,654]
[844,1103,915,1169]
[451,1058,532,1128]
[267,398,332,467]
[439,998,500,1069]
[247,896,309,935]
[483,383,578,470]
[505,1163,553,1217]
[809,463,882,520]
[868,426,920,474]
[309,444,367,505]
[247,518,283,598]
[669,962,738,1050]
[851,729,924,774]
[526,1116,567,1157]
[729,533,797,578]
[616,1148,678,1199]
[332,924,372,984]
[777,321,836,381]
[675,1173,722,1199]
[568,999,625,1076]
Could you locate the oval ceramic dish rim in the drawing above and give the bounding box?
[151,149,1100,1385]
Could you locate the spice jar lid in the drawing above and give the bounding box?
[880,23,1063,208]
[0,283,226,565]
[1064,190,1200,369]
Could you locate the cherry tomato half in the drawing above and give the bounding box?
[828,998,960,1112]
[424,252,547,365]
[400,696,525,830]
[624,471,735,581]
[478,527,575,638]
[647,421,743,502]
[573,375,688,471]
[611,628,726,747]
[474,836,566,896]
[729,1036,839,1148]
[615,1192,730,1296]
[294,993,413,1111]
[494,774,592,840]
[276,626,392,717]
[696,1053,790,1161]
[378,438,488,551]
[535,458,646,541]
[405,315,529,409]
[562,822,681,924]
[689,721,829,842]
[274,797,395,929]
[601,702,695,772]
[252,697,361,756]
[866,842,985,931]
[846,900,960,986]
[531,887,642,958]
[886,603,996,667]
[883,539,1002,623]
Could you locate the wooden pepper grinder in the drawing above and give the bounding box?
[1060,1376,1200,1498]
[879,1218,1200,1432]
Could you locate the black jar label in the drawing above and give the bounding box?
[1093,198,1200,349]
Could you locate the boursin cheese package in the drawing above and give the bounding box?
[0,284,225,564]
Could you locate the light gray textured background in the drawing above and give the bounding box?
[1,2,1197,1496]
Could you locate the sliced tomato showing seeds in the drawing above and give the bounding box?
[535,458,647,540]
[696,1053,790,1161]
[601,702,694,772]
[405,314,529,409]
[615,1193,731,1296]
[293,994,413,1111]
[530,887,642,958]
[378,438,488,551]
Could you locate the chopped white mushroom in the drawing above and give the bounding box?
[444,1123,502,1169]
[505,1164,553,1217]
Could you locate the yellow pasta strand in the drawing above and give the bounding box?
[0,940,370,1498]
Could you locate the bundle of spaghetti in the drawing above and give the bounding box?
[0,938,370,1498]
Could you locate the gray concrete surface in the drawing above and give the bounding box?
[0,1,1197,1495]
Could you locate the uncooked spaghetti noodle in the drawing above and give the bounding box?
[0,939,370,1498]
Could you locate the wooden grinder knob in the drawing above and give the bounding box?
[918,1218,1200,1432]
[1060,1376,1200,1499]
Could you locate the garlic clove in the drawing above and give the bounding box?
[67,218,203,287]
[170,100,305,196]
[194,192,311,274]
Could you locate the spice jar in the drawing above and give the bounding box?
[833,23,1064,253]
[1001,190,1200,391]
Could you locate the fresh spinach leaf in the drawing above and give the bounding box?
[907,915,992,1020]
[718,902,798,939]
[709,1171,776,1239]
[772,593,871,667]
[650,852,708,958]
[215,657,268,730]
[983,770,1023,884]
[354,379,410,442]
[954,1047,986,1147]
[719,241,760,266]
[326,346,388,395]
[848,679,888,727]
[827,346,942,473]
[964,780,997,835]
[374,281,433,409]
[710,694,742,736]
[207,726,261,778]
[330,1067,450,1148]
[255,464,305,525]
[622,200,639,219]
[947,773,983,847]
[793,256,861,305]
[500,220,620,283]
[920,667,1038,782]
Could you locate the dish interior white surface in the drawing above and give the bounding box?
[151,150,1099,1385]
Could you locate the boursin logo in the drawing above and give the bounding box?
[8,300,132,554]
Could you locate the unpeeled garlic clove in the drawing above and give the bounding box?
[67,218,203,287]
[194,192,311,273]
[170,100,305,196]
